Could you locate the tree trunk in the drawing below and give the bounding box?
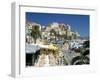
[34,38,37,44]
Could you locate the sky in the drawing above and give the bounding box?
[26,12,89,37]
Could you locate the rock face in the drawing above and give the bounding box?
[35,46,59,67]
[35,53,57,67]
[35,53,45,67]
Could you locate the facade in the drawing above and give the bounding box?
[41,22,80,41]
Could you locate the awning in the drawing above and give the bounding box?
[25,43,40,54]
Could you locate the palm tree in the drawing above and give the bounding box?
[31,25,41,44]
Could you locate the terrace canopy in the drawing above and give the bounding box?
[25,43,58,54]
[25,43,40,54]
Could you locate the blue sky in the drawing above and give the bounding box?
[26,12,89,37]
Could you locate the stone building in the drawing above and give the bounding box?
[41,22,71,41]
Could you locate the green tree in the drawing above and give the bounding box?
[71,40,90,65]
[71,55,89,65]
[63,57,68,65]
[31,25,41,44]
[83,40,89,48]
[63,30,68,40]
